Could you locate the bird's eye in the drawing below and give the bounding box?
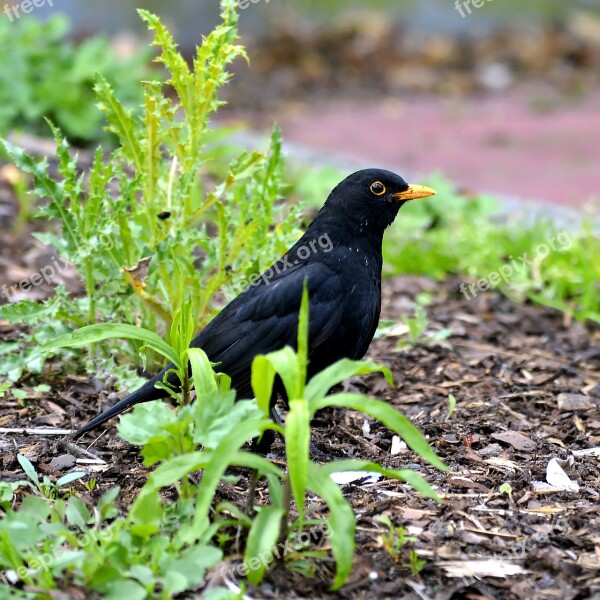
[370,181,386,196]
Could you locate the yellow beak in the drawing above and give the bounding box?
[392,184,437,201]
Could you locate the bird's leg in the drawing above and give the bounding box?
[269,405,284,429]
[278,473,292,546]
[246,469,259,515]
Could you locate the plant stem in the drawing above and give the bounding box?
[85,258,96,356]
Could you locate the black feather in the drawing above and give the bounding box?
[76,168,414,436]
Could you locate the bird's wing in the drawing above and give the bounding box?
[191,260,344,397]
[77,261,344,435]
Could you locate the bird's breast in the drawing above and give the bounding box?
[307,245,382,373]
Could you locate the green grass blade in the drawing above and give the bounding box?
[320,460,441,501]
[305,359,393,403]
[312,393,447,472]
[129,451,207,522]
[191,418,267,542]
[285,398,310,523]
[229,451,285,480]
[257,346,299,401]
[188,347,218,396]
[307,462,355,590]
[17,454,40,488]
[244,506,286,585]
[296,282,309,397]
[251,355,276,416]
[36,323,182,370]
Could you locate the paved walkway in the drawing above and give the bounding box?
[275,91,600,208]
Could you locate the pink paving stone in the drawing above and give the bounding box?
[277,93,600,208]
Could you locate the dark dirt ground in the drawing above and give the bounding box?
[0,115,599,597]
[1,242,599,599]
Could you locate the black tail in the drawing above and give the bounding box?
[76,366,177,436]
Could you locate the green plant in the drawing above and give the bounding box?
[0,4,447,597]
[499,482,514,503]
[0,3,302,382]
[377,516,426,574]
[446,394,457,420]
[0,478,156,597]
[1,354,252,596]
[406,548,426,575]
[377,516,417,560]
[0,383,50,405]
[29,284,446,594]
[241,287,446,588]
[0,481,26,510]
[84,478,98,493]
[395,298,452,350]
[10,387,27,403]
[16,454,86,501]
[0,15,156,145]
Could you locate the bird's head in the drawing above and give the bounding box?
[323,168,436,235]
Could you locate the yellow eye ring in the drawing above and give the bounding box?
[370,181,386,196]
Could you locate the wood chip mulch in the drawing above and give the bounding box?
[2,272,599,599]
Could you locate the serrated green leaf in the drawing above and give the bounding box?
[0,299,59,325]
[94,75,143,171]
[192,391,263,450]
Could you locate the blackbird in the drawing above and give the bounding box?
[77,168,436,437]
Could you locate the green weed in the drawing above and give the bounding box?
[0,285,446,596]
[0,3,302,382]
[0,15,155,145]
